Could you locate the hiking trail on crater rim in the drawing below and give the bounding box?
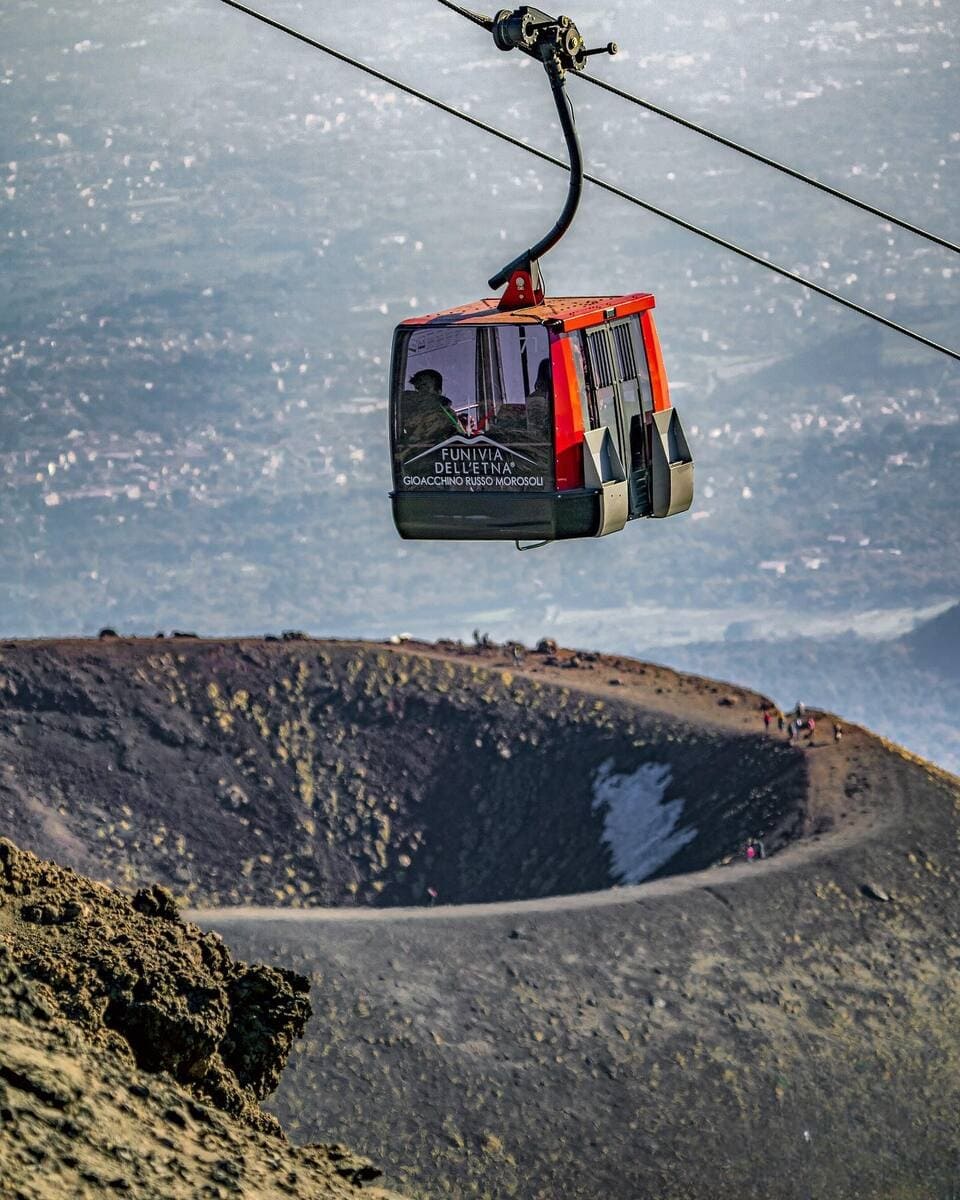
[1,635,959,1198]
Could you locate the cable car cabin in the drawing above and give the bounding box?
[389,292,693,543]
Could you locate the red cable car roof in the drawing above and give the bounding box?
[399,292,656,332]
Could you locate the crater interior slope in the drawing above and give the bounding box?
[0,636,812,907]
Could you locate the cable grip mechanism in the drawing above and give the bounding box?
[492,7,616,74]
[489,8,616,309]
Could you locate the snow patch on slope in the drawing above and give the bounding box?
[592,761,696,884]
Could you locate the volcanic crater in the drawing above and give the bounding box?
[0,637,807,908]
[3,636,959,1199]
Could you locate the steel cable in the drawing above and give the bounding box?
[218,0,959,362]
[436,0,960,256]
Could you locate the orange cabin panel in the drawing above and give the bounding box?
[549,334,585,490]
[639,311,671,412]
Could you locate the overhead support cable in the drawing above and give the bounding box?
[435,0,492,31]
[576,73,960,256]
[436,0,960,257]
[217,0,960,363]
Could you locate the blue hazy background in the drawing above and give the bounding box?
[2,0,958,766]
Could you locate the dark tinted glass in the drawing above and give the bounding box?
[393,325,554,491]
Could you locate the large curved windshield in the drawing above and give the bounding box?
[392,324,554,491]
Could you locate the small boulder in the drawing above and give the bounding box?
[861,882,892,902]
[314,1143,383,1185]
[132,884,180,921]
[60,899,87,923]
[22,903,60,924]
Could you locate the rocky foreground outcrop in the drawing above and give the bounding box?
[0,838,406,1199]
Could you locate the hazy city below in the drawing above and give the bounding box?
[2,0,957,766]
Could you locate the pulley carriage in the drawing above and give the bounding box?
[389,7,693,545]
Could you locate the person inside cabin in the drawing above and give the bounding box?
[487,356,551,460]
[401,368,465,446]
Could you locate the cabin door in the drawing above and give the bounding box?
[585,320,652,518]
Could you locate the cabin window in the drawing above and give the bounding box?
[610,318,647,471]
[566,333,594,428]
[584,329,621,441]
[393,324,554,491]
[586,328,615,390]
[612,320,637,380]
[628,315,655,415]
